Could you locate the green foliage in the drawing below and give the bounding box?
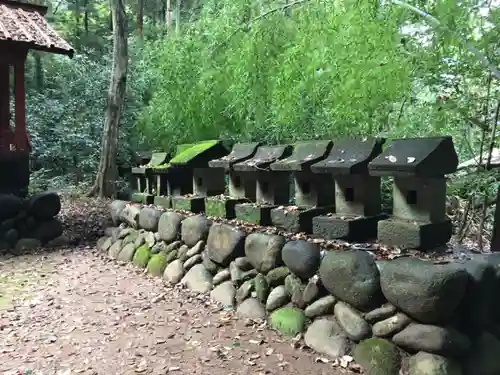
[170,140,219,164]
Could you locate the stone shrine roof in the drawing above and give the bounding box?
[0,0,74,57]
[271,140,333,172]
[209,142,261,170]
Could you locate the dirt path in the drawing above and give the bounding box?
[0,248,348,375]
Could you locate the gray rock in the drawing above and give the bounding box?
[97,236,110,251]
[202,251,220,274]
[206,224,245,266]
[184,254,202,270]
[365,304,398,324]
[163,259,185,284]
[254,273,270,303]
[117,243,136,262]
[46,235,69,248]
[158,212,184,242]
[14,238,41,253]
[138,207,162,231]
[104,227,120,239]
[304,318,351,359]
[302,279,320,305]
[334,301,371,341]
[236,280,254,304]
[266,285,289,311]
[28,192,61,220]
[165,240,182,253]
[234,257,253,271]
[151,241,166,254]
[305,295,337,318]
[319,250,383,312]
[409,352,462,375]
[110,200,127,225]
[282,240,321,280]
[284,273,303,297]
[181,215,211,247]
[143,231,156,248]
[0,194,23,221]
[380,258,468,324]
[242,269,258,281]
[186,240,205,257]
[166,250,178,263]
[5,228,18,245]
[34,219,63,244]
[266,267,290,286]
[120,204,141,228]
[245,233,286,273]
[123,231,139,246]
[354,338,401,375]
[181,264,213,293]
[134,233,146,247]
[108,239,124,259]
[237,298,266,320]
[177,244,190,261]
[462,332,500,375]
[210,281,236,307]
[118,228,135,239]
[372,313,411,337]
[392,324,470,357]
[230,261,243,284]
[213,269,231,285]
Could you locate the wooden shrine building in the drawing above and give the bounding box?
[0,0,73,196]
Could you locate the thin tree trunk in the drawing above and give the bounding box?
[138,0,144,39]
[88,0,128,198]
[84,0,89,36]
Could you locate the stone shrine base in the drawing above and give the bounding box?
[106,200,500,375]
[235,203,274,225]
[131,192,154,204]
[313,214,387,242]
[204,196,247,219]
[171,196,205,213]
[377,218,453,250]
[271,206,333,234]
[153,195,171,208]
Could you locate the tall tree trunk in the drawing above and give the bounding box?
[492,186,500,251]
[84,0,90,36]
[88,0,128,198]
[138,0,144,39]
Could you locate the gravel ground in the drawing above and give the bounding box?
[0,247,350,375]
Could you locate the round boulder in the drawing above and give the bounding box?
[319,250,384,311]
[206,223,246,266]
[244,233,286,274]
[282,240,321,280]
[34,219,64,244]
[109,200,127,225]
[138,207,162,231]
[27,192,61,220]
[158,212,184,242]
[181,215,211,247]
[380,258,469,324]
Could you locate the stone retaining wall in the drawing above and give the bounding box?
[102,200,500,375]
[0,192,65,253]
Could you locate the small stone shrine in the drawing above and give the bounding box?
[269,140,334,233]
[169,140,229,213]
[311,138,386,241]
[130,152,169,204]
[151,143,194,208]
[369,136,458,250]
[232,145,293,225]
[206,142,261,218]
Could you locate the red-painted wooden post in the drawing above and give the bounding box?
[0,62,11,151]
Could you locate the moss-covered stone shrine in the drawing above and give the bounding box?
[232,145,293,225]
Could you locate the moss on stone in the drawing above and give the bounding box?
[170,140,219,164]
[147,252,168,277]
[171,196,192,211]
[268,306,306,337]
[354,338,401,375]
[254,273,270,303]
[132,244,151,268]
[266,267,291,287]
[205,198,227,218]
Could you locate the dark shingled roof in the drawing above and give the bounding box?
[0,0,73,57]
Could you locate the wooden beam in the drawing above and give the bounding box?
[0,62,9,130]
[492,186,500,251]
[13,53,27,151]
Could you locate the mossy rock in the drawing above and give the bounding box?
[284,273,303,297]
[254,273,270,303]
[354,338,401,375]
[166,249,178,263]
[170,140,219,164]
[266,267,291,287]
[268,306,306,337]
[204,198,227,218]
[132,244,151,268]
[147,252,168,277]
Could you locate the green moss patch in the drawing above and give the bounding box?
[132,244,151,268]
[170,140,219,164]
[205,198,227,218]
[266,267,291,287]
[354,338,401,375]
[269,306,306,336]
[147,252,168,277]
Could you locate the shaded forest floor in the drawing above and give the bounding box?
[0,198,348,375]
